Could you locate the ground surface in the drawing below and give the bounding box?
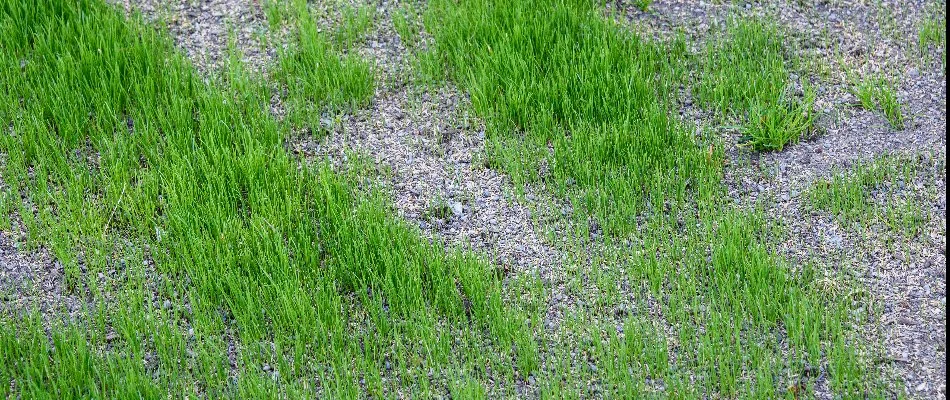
[0,0,946,398]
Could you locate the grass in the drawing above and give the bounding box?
[426,0,719,235]
[332,3,375,49]
[393,2,423,48]
[274,0,375,133]
[423,0,889,397]
[808,154,936,236]
[696,18,816,151]
[918,2,947,68]
[852,73,905,130]
[0,0,907,397]
[0,0,529,396]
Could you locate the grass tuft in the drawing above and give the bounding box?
[696,19,816,151]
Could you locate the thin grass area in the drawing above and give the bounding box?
[425,0,890,396]
[918,2,947,69]
[852,74,905,130]
[696,18,816,151]
[808,154,938,236]
[0,0,527,397]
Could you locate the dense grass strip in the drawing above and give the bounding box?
[696,19,816,151]
[426,0,889,396]
[0,0,522,396]
[426,0,721,235]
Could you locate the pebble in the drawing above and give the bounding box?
[450,202,463,217]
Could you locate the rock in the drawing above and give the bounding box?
[781,193,791,202]
[450,202,463,217]
[827,234,843,248]
[163,299,171,309]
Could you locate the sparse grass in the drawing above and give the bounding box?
[918,3,947,68]
[851,73,905,130]
[426,0,718,235]
[424,0,889,397]
[808,154,933,236]
[333,3,375,49]
[696,18,816,151]
[393,2,423,48]
[0,0,908,397]
[634,0,653,12]
[275,1,375,133]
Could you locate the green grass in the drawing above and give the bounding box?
[0,0,902,397]
[425,0,719,235]
[393,2,423,48]
[918,2,947,68]
[808,154,933,236]
[852,74,905,130]
[0,0,527,396]
[274,0,375,134]
[423,0,889,397]
[333,3,375,49]
[696,19,816,151]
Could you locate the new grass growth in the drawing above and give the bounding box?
[0,0,527,396]
[425,0,720,235]
[273,0,375,133]
[696,19,816,151]
[333,3,375,49]
[918,2,947,68]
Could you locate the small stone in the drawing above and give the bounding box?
[450,202,463,217]
[898,317,916,325]
[163,299,171,309]
[263,364,272,372]
[916,382,929,392]
[827,234,843,248]
[781,193,791,202]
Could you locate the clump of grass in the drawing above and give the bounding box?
[426,0,719,235]
[696,19,816,151]
[333,3,375,49]
[634,0,653,12]
[425,0,889,396]
[393,2,423,48]
[808,154,927,235]
[852,74,905,130]
[917,3,946,67]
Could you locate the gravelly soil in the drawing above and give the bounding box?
[0,228,82,325]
